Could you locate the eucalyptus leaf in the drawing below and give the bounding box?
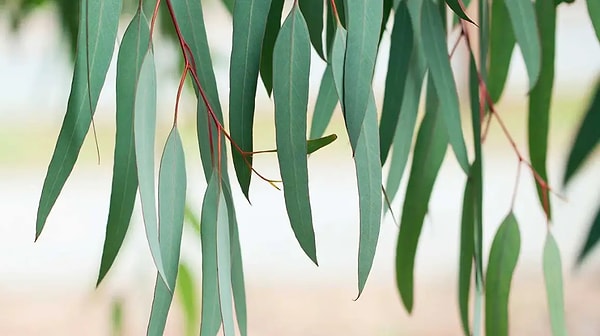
[504,0,541,89]
[310,66,338,139]
[488,0,515,103]
[543,232,568,336]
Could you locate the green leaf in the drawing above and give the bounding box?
[299,0,325,60]
[229,0,272,200]
[222,185,248,336]
[343,0,383,151]
[259,0,285,95]
[273,4,317,265]
[307,134,338,154]
[528,0,556,219]
[171,0,225,179]
[134,50,170,290]
[488,0,515,103]
[563,79,600,185]
[221,0,235,14]
[445,0,476,25]
[485,213,521,336]
[503,0,541,90]
[587,0,600,42]
[309,66,338,139]
[176,263,199,336]
[330,22,347,107]
[379,1,413,165]
[395,79,448,312]
[458,168,475,336]
[110,298,124,336]
[148,127,187,335]
[36,0,121,239]
[385,41,426,205]
[355,92,382,297]
[199,175,222,335]
[543,232,568,336]
[421,0,469,173]
[577,204,600,264]
[216,190,235,336]
[380,0,394,39]
[98,10,150,286]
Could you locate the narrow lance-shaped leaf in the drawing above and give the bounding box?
[379,0,394,40]
[299,0,325,60]
[586,0,600,42]
[36,0,121,239]
[485,213,521,336]
[259,0,285,95]
[273,4,318,265]
[488,0,515,103]
[221,0,235,14]
[309,66,338,139]
[421,0,469,173]
[577,204,600,264]
[216,190,235,336]
[199,174,222,335]
[330,22,347,108]
[563,79,600,185]
[176,263,199,336]
[396,79,448,312]
[356,93,382,297]
[528,0,556,219]
[229,0,272,199]
[134,51,170,289]
[343,0,383,151]
[223,184,248,336]
[543,232,568,336]
[504,0,541,89]
[98,9,150,286]
[171,0,226,179]
[148,127,187,335]
[445,0,477,25]
[458,169,475,336]
[379,1,413,165]
[307,134,338,154]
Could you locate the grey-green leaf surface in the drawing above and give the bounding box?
[330,23,347,108]
[421,0,469,173]
[445,0,476,25]
[273,5,317,265]
[504,0,541,90]
[543,232,568,336]
[310,66,338,139]
[148,127,187,335]
[587,0,600,41]
[200,175,222,335]
[134,51,169,289]
[563,79,600,185]
[384,46,427,204]
[36,0,121,239]
[216,190,235,336]
[379,1,413,165]
[223,184,247,336]
[221,0,235,14]
[458,169,475,336]
[528,0,556,219]
[485,213,521,336]
[488,0,515,103]
[299,0,325,59]
[577,204,600,264]
[343,0,383,151]
[171,0,225,179]
[229,0,272,200]
[307,134,338,154]
[260,0,285,95]
[98,10,150,286]
[176,263,199,336]
[395,81,448,312]
[356,93,382,297]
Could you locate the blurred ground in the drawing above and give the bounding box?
[1,1,600,335]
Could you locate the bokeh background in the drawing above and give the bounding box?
[1,1,599,335]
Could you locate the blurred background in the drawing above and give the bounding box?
[0,0,599,335]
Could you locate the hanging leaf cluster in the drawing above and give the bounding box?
[27,0,600,334]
